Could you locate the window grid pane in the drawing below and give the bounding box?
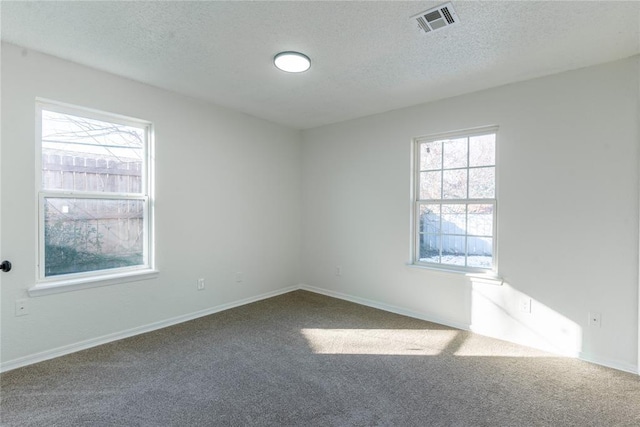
[442,169,467,199]
[442,137,468,169]
[420,141,442,171]
[44,197,145,277]
[415,130,496,271]
[418,201,494,269]
[39,104,152,280]
[469,134,496,167]
[42,110,144,193]
[468,167,495,199]
[420,171,442,200]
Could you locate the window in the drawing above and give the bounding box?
[37,101,154,284]
[412,127,497,273]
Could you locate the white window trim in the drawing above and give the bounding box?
[28,269,159,297]
[410,125,499,276]
[31,99,156,295]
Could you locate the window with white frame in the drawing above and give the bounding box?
[37,101,154,282]
[413,127,497,272]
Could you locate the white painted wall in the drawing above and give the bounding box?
[2,42,638,375]
[0,43,302,366]
[301,56,640,373]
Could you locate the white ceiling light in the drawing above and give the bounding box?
[274,51,311,73]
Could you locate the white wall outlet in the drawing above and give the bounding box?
[335,266,342,276]
[589,312,602,327]
[235,272,243,283]
[518,298,532,313]
[15,299,29,316]
[197,278,205,291]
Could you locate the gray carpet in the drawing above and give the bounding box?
[1,290,639,426]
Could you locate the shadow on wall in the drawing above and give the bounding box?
[469,280,582,357]
[419,208,582,359]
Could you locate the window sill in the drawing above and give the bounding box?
[28,269,159,297]
[406,263,503,286]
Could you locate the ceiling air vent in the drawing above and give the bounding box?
[411,2,459,34]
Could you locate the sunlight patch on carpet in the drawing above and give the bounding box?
[300,328,459,355]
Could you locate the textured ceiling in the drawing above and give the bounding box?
[2,1,639,129]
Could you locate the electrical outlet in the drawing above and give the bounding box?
[15,299,29,316]
[335,266,342,277]
[518,298,531,313]
[235,272,243,283]
[589,312,602,328]
[197,278,205,291]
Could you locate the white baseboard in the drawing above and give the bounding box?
[0,285,298,373]
[3,284,637,376]
[578,352,638,375]
[298,284,470,331]
[299,284,639,376]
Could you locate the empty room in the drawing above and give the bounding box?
[1,1,639,425]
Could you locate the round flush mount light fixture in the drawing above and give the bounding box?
[274,51,311,73]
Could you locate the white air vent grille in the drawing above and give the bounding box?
[411,2,459,34]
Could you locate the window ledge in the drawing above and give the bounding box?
[28,269,159,297]
[405,263,503,286]
[466,273,503,286]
